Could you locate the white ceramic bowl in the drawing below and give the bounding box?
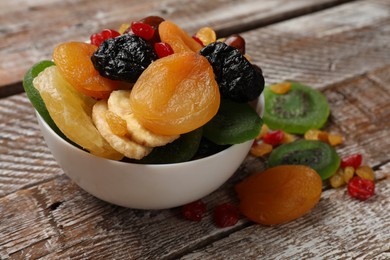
[36,94,264,209]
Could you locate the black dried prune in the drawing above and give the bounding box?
[200,42,264,103]
[91,34,157,83]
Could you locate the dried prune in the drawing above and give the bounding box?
[91,34,157,83]
[200,42,264,103]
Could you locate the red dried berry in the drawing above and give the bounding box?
[154,42,174,58]
[263,130,284,146]
[348,176,375,201]
[214,203,240,228]
[192,35,204,46]
[131,22,155,41]
[90,29,120,47]
[341,154,363,169]
[181,200,206,222]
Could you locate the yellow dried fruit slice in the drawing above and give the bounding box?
[107,90,179,147]
[92,100,152,159]
[33,66,123,160]
[108,90,133,117]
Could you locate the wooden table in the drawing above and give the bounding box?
[1,0,389,258]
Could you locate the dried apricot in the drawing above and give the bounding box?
[53,42,120,99]
[130,52,220,135]
[159,21,203,53]
[235,165,322,225]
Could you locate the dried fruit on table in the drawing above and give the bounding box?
[214,203,240,228]
[329,169,345,188]
[263,82,330,134]
[91,34,157,83]
[341,154,363,169]
[263,130,284,146]
[348,176,375,201]
[200,42,264,103]
[182,200,206,222]
[33,66,123,160]
[235,165,322,225]
[270,82,291,94]
[130,52,220,135]
[159,20,203,53]
[356,165,375,181]
[268,140,340,180]
[53,42,120,99]
[343,166,355,183]
[250,142,273,157]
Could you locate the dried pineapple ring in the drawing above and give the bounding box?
[107,90,179,147]
[108,90,133,117]
[123,114,179,147]
[92,100,152,159]
[33,66,123,160]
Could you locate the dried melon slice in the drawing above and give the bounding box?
[33,66,123,160]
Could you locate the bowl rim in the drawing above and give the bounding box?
[36,93,264,167]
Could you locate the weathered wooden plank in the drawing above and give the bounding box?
[0,162,388,259]
[0,0,355,96]
[1,66,389,258]
[247,0,390,89]
[180,171,390,259]
[1,0,390,258]
[0,94,63,197]
[0,188,58,259]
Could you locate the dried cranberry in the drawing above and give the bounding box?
[341,154,363,169]
[154,42,174,58]
[348,176,375,201]
[131,22,155,41]
[263,130,284,146]
[182,200,206,222]
[90,29,120,47]
[214,203,240,228]
[192,35,204,46]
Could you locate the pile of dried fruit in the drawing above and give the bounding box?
[23,16,265,163]
[181,82,376,228]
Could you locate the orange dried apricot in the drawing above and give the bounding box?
[159,21,203,53]
[53,42,120,99]
[130,52,220,135]
[235,165,322,225]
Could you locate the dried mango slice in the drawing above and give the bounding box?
[33,66,123,160]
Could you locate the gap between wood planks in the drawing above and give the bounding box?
[0,0,358,99]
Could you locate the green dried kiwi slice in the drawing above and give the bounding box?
[268,140,340,180]
[23,60,66,139]
[133,127,203,164]
[263,82,330,134]
[203,99,263,145]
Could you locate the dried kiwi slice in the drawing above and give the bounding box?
[263,82,329,134]
[134,128,203,164]
[203,99,263,145]
[23,60,66,139]
[268,140,340,180]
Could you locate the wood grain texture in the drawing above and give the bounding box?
[246,0,390,89]
[1,0,390,258]
[0,0,354,96]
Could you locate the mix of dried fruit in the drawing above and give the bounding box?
[25,16,265,163]
[24,17,377,228]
